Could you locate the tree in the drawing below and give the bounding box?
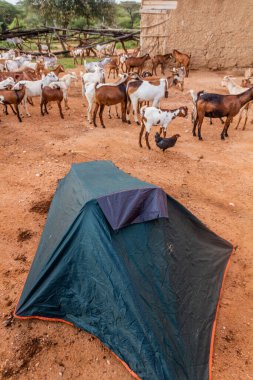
[120,1,140,28]
[0,0,18,31]
[21,0,116,28]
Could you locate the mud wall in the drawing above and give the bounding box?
[140,0,253,69]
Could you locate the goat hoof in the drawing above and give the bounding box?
[221,135,225,140]
[102,125,106,128]
[127,121,131,125]
[198,137,203,141]
[136,121,140,126]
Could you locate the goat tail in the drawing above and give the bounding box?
[140,105,147,117]
[197,90,204,99]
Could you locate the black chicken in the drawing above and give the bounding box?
[155,132,181,152]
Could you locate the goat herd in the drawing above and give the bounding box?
[0,48,252,151]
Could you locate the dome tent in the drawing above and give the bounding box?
[15,161,232,380]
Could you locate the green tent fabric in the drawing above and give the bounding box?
[15,160,232,380]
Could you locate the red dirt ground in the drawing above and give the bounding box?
[0,67,252,380]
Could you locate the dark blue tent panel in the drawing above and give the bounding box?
[15,161,232,380]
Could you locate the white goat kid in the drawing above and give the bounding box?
[14,72,59,117]
[80,67,105,95]
[221,75,251,130]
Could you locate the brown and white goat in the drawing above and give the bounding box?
[125,54,151,75]
[139,105,188,149]
[42,64,65,77]
[193,88,253,140]
[0,83,26,122]
[92,74,130,128]
[172,49,191,77]
[152,54,172,76]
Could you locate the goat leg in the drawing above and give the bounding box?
[121,101,127,123]
[192,115,198,136]
[40,101,44,116]
[64,98,70,110]
[139,123,145,148]
[145,131,151,150]
[197,113,204,140]
[93,103,99,127]
[44,103,49,114]
[115,105,120,119]
[58,101,64,119]
[9,104,17,115]
[15,104,22,123]
[221,117,231,139]
[108,107,112,119]
[99,104,105,128]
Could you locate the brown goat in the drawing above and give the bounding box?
[107,58,119,79]
[125,54,151,75]
[42,64,65,76]
[0,84,26,122]
[172,49,191,77]
[0,69,37,82]
[93,75,130,128]
[40,86,64,119]
[193,88,253,140]
[152,54,172,75]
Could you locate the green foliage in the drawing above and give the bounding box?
[19,0,116,28]
[119,1,140,29]
[0,0,19,31]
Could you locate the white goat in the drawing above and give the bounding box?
[5,55,32,71]
[126,77,176,124]
[0,49,16,60]
[172,66,186,91]
[49,72,77,109]
[221,75,251,130]
[44,55,58,69]
[83,58,111,73]
[139,105,188,149]
[13,72,59,117]
[96,44,113,58]
[119,54,128,72]
[0,77,15,89]
[80,67,105,95]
